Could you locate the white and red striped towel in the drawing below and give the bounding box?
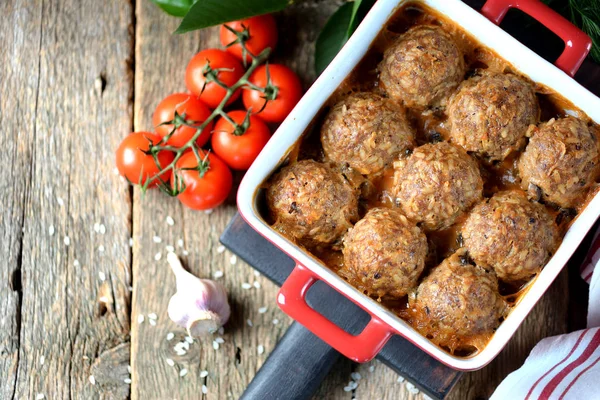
[492,226,600,400]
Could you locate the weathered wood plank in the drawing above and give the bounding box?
[0,1,43,397]
[0,1,135,399]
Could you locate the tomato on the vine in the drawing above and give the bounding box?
[220,15,278,63]
[173,151,232,210]
[116,132,174,187]
[153,93,213,148]
[185,49,245,109]
[212,110,271,170]
[242,64,302,123]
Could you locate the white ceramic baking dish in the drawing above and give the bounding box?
[237,0,600,370]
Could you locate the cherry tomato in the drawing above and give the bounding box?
[220,15,278,63]
[185,49,244,109]
[173,151,233,210]
[212,111,271,170]
[242,64,302,123]
[116,132,174,187]
[152,93,213,148]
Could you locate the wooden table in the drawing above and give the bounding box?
[0,0,582,399]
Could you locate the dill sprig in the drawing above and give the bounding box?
[543,0,600,63]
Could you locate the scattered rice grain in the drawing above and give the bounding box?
[183,250,189,256]
[258,307,268,314]
[99,271,106,281]
[369,365,375,373]
[215,337,224,344]
[230,255,237,265]
[137,314,144,324]
[40,356,45,365]
[154,252,162,261]
[36,394,44,400]
[124,378,132,384]
[177,239,184,248]
[166,245,175,253]
[253,271,260,277]
[166,332,175,341]
[253,281,261,289]
[153,236,162,243]
[166,216,175,226]
[148,313,158,320]
[241,283,252,290]
[149,319,156,326]
[99,224,106,234]
[89,375,96,385]
[351,372,362,381]
[272,319,279,325]
[98,245,105,253]
[247,319,253,327]
[213,270,224,279]
[202,385,208,394]
[185,336,194,344]
[57,197,64,206]
[213,341,219,350]
[397,376,405,383]
[74,259,80,267]
[129,238,134,247]
[49,225,55,236]
[217,245,225,254]
[166,358,175,367]
[179,368,188,377]
[204,209,213,215]
[200,370,208,378]
[257,345,265,355]
[64,236,70,246]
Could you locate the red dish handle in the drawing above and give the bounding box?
[277,264,394,363]
[481,0,592,77]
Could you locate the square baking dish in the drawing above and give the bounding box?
[237,0,600,370]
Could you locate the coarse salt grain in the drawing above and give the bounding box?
[215,337,224,344]
[89,375,96,385]
[49,225,55,236]
[154,252,162,261]
[64,236,70,246]
[99,271,106,281]
[257,345,265,355]
[153,236,162,243]
[200,370,208,378]
[351,372,362,381]
[177,239,184,248]
[202,385,208,394]
[98,245,105,253]
[247,319,253,327]
[137,314,144,324]
[253,281,261,289]
[166,216,175,226]
[148,313,158,320]
[217,245,225,254]
[213,341,219,350]
[166,358,175,366]
[166,332,175,341]
[272,319,279,325]
[213,270,224,279]
[230,255,237,265]
[124,378,132,384]
[179,368,188,377]
[258,307,268,314]
[166,245,175,253]
[241,283,252,290]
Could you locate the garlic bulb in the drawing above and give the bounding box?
[167,252,231,337]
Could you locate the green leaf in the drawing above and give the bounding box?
[151,0,197,17]
[176,0,290,34]
[314,0,376,75]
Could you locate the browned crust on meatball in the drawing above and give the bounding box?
[378,25,466,108]
[448,72,539,160]
[266,160,359,248]
[409,249,507,339]
[342,207,428,299]
[393,142,483,231]
[518,117,599,208]
[462,190,559,282]
[321,92,415,175]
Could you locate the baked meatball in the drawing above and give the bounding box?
[343,208,428,299]
[409,249,506,338]
[462,190,558,282]
[321,92,415,175]
[379,25,466,108]
[448,72,539,160]
[519,117,599,208]
[266,160,359,248]
[393,142,483,230]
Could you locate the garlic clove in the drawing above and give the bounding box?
[166,252,230,337]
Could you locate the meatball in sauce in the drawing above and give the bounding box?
[519,116,600,209]
[321,92,415,175]
[266,160,359,249]
[342,207,428,299]
[393,142,483,231]
[448,71,539,160]
[379,25,466,108]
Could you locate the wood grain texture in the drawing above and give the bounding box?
[0,0,135,399]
